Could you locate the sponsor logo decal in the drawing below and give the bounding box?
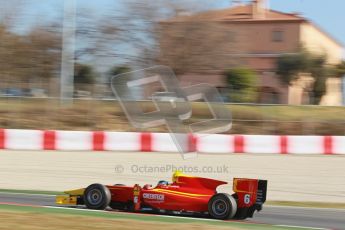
[143,193,165,201]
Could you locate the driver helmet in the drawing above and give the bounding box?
[157,180,169,186]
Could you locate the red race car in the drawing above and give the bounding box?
[56,171,267,220]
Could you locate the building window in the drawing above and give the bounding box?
[272,30,284,42]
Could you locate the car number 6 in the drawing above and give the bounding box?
[244,194,251,204]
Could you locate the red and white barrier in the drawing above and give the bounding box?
[151,133,178,152]
[4,129,43,150]
[196,134,234,153]
[286,136,324,154]
[55,131,93,151]
[0,129,344,155]
[329,136,345,154]
[243,135,281,154]
[104,132,141,151]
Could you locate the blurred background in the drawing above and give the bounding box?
[1,0,345,135]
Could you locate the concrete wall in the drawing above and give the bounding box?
[320,77,343,106]
[240,22,300,55]
[300,23,343,65]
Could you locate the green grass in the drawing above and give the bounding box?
[0,204,313,230]
[267,200,345,209]
[0,189,63,195]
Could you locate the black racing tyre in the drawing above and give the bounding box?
[234,207,248,220]
[84,183,111,210]
[208,193,237,220]
[231,193,248,219]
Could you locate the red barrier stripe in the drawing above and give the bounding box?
[43,130,56,150]
[0,129,4,149]
[234,135,244,153]
[93,131,105,151]
[188,134,197,152]
[323,136,333,155]
[140,133,152,152]
[280,136,288,154]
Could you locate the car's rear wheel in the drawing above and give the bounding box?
[84,183,111,210]
[208,193,237,220]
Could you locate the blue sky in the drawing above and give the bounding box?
[272,0,345,46]
[12,0,343,70]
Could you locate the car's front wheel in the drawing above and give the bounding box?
[84,183,111,210]
[208,193,237,220]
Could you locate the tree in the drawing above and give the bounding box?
[107,66,131,88]
[308,55,330,104]
[276,50,333,104]
[224,68,257,103]
[276,52,308,85]
[108,66,131,79]
[71,1,205,69]
[335,61,345,78]
[74,63,97,92]
[111,0,223,69]
[160,21,245,74]
[0,23,61,94]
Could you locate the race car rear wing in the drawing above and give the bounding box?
[233,178,267,219]
[256,179,267,207]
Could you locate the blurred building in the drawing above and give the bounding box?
[159,0,343,105]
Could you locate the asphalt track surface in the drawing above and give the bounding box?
[0,192,344,230]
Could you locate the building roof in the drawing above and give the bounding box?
[162,2,343,47]
[164,3,305,22]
